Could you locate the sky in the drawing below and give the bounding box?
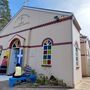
[8,0,90,38]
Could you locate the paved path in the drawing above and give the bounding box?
[0,75,12,81]
[1,77,90,90]
[75,77,90,90]
[0,75,12,90]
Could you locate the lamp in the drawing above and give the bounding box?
[54,16,60,21]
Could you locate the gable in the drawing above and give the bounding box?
[0,6,80,38]
[0,7,72,35]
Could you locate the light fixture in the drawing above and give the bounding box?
[54,16,60,21]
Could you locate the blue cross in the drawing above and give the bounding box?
[17,48,23,65]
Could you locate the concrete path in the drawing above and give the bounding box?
[1,77,90,90]
[0,75,12,81]
[0,75,12,90]
[74,77,90,90]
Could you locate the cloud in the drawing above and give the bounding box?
[75,1,90,37]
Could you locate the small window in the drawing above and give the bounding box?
[42,38,52,66]
[76,47,78,65]
[75,42,79,68]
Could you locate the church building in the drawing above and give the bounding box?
[0,6,82,87]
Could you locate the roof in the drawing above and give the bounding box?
[23,6,73,16]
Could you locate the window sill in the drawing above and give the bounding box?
[41,64,52,67]
[76,66,80,69]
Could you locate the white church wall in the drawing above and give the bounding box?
[29,45,73,87]
[30,20,72,45]
[51,45,73,87]
[0,31,29,48]
[0,31,29,65]
[72,23,82,86]
[28,20,74,87]
[0,8,69,36]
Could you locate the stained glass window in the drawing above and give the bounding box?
[43,38,52,65]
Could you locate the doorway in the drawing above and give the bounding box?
[7,38,23,75]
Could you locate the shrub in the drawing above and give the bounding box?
[31,69,37,75]
[36,74,49,85]
[49,75,67,86]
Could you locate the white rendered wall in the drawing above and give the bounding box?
[0,31,29,66]
[72,23,82,86]
[0,8,69,36]
[28,20,74,87]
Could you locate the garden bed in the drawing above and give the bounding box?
[15,85,70,88]
[15,82,72,88]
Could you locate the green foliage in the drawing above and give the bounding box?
[31,69,37,75]
[0,0,11,30]
[49,75,57,85]
[36,74,49,85]
[49,75,67,87]
[36,74,67,87]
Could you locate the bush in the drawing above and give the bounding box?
[36,74,49,85]
[31,69,37,75]
[49,75,67,86]
[49,75,58,86]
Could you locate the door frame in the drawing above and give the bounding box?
[7,47,19,75]
[7,38,22,75]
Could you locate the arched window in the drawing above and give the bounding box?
[43,38,53,65]
[9,38,21,48]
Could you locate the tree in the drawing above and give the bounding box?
[0,0,11,30]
